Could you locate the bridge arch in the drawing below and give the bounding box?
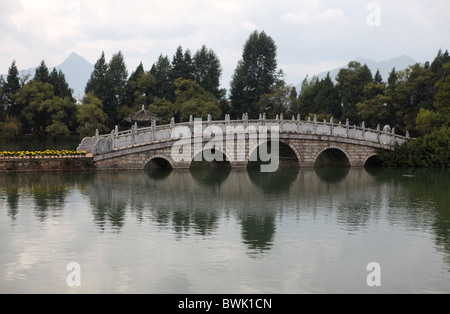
[314,146,351,167]
[144,154,175,170]
[247,139,300,168]
[364,153,382,167]
[190,146,232,169]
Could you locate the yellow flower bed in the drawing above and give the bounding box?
[0,150,87,158]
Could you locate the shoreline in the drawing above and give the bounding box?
[0,156,94,173]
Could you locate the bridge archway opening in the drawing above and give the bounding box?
[315,148,350,167]
[144,157,173,170]
[247,141,299,170]
[190,148,232,170]
[364,155,382,168]
[190,148,231,185]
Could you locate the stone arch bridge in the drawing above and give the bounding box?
[77,114,408,171]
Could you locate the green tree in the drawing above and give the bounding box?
[415,108,445,135]
[258,81,297,119]
[336,62,373,123]
[104,51,128,125]
[230,30,278,118]
[85,51,108,103]
[434,62,450,122]
[34,60,51,84]
[17,81,76,138]
[296,74,341,119]
[77,93,108,138]
[430,49,450,84]
[394,63,434,134]
[192,45,223,99]
[387,67,398,91]
[150,54,173,101]
[374,69,383,84]
[123,62,145,108]
[313,73,342,118]
[1,60,21,119]
[0,117,21,140]
[171,46,193,82]
[148,97,173,125]
[173,78,221,122]
[297,76,318,117]
[49,68,73,99]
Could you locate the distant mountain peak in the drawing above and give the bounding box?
[297,55,417,91]
[7,52,94,100]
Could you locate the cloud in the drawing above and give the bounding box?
[1,0,449,89]
[281,8,347,26]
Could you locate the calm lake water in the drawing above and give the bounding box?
[0,167,449,294]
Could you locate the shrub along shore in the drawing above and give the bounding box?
[0,150,93,173]
[0,150,86,158]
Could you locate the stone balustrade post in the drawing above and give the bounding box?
[151,119,156,143]
[346,119,349,137]
[111,130,115,150]
[313,115,317,134]
[330,117,334,136]
[362,121,366,139]
[131,125,135,147]
[377,124,381,143]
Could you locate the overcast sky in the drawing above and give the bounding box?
[1,0,449,89]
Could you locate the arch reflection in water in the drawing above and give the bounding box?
[190,149,231,186]
[247,168,299,193]
[314,167,350,183]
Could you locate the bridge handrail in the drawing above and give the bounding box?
[77,115,409,155]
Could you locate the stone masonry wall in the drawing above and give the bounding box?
[0,157,94,173]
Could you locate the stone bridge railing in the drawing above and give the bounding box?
[77,114,409,155]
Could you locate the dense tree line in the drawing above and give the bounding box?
[0,31,448,168]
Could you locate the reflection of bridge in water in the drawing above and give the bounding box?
[77,114,409,170]
[78,168,404,254]
[1,169,448,261]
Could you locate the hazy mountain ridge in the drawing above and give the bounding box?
[296,55,417,91]
[1,52,93,101]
